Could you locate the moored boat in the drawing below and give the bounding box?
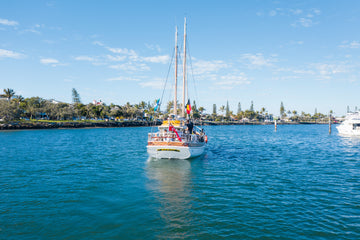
[337,111,360,136]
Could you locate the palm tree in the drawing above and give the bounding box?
[260,107,266,115]
[219,105,225,115]
[198,106,205,115]
[12,95,24,105]
[2,88,15,101]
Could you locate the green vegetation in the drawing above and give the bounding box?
[0,89,153,122]
[0,88,333,124]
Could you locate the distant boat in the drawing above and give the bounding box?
[336,112,360,136]
[147,18,207,159]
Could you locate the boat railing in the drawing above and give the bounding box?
[148,132,180,142]
[148,132,205,143]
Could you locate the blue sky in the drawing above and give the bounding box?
[1,0,360,116]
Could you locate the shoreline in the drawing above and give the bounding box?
[0,120,161,131]
[0,120,334,131]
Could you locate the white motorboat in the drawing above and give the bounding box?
[336,111,360,136]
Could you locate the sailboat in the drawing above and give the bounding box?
[147,18,208,159]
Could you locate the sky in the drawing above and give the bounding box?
[1,0,360,116]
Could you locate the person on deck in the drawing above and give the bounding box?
[186,119,193,134]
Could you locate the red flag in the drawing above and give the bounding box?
[186,99,191,115]
[169,124,182,142]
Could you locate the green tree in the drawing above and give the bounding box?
[191,100,201,119]
[280,102,285,118]
[219,105,225,115]
[192,100,197,112]
[212,104,217,116]
[243,109,256,120]
[1,88,15,102]
[0,101,22,121]
[237,102,241,115]
[225,100,230,119]
[198,106,205,115]
[260,107,266,115]
[24,97,46,119]
[72,88,81,104]
[139,101,147,110]
[250,101,254,112]
[12,95,24,105]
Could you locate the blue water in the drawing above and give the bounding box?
[1,125,360,239]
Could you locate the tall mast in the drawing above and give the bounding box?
[182,17,187,118]
[174,26,178,116]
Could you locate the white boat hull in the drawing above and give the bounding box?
[336,125,360,136]
[147,145,205,159]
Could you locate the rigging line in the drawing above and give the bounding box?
[177,43,184,99]
[186,41,200,107]
[159,47,175,108]
[185,35,189,103]
[166,45,180,113]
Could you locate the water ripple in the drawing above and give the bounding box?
[1,126,360,239]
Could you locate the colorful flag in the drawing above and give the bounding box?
[186,99,191,115]
[169,124,182,142]
[154,99,160,111]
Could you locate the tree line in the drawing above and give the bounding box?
[0,88,153,121]
[0,88,332,122]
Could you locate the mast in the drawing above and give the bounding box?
[182,17,187,118]
[174,26,178,116]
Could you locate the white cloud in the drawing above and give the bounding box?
[290,9,303,15]
[106,47,139,62]
[293,69,315,75]
[241,53,275,68]
[297,18,313,27]
[40,58,63,67]
[145,43,161,52]
[106,76,140,81]
[93,42,169,69]
[262,8,320,28]
[0,18,18,26]
[93,41,105,47]
[21,29,41,34]
[74,56,96,62]
[311,8,321,15]
[314,63,347,77]
[0,49,25,59]
[269,10,277,17]
[107,47,136,55]
[292,41,304,45]
[142,55,169,64]
[106,55,126,62]
[289,63,349,81]
[40,58,58,64]
[215,74,250,89]
[339,41,360,49]
[139,78,165,89]
[109,62,150,72]
[193,60,230,75]
[19,24,44,34]
[291,9,320,28]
